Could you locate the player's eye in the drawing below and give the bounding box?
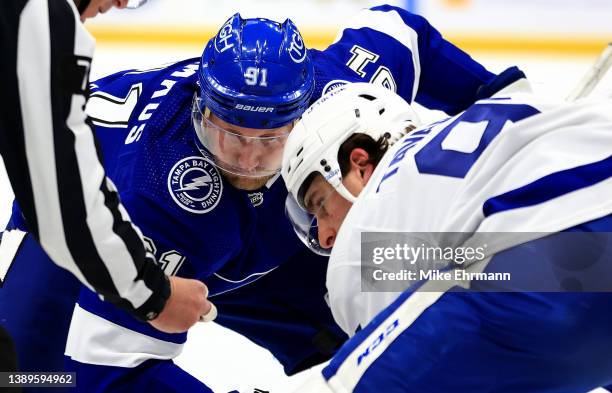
[305,197,321,215]
[315,199,329,219]
[259,137,283,147]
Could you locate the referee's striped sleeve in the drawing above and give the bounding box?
[0,0,169,320]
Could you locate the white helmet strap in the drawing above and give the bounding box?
[335,182,358,204]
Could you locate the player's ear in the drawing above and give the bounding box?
[349,148,374,184]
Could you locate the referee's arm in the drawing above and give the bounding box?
[0,0,170,321]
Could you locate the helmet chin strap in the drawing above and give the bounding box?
[325,168,358,204]
[334,182,358,204]
[326,122,414,205]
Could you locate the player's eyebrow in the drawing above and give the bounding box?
[227,128,282,139]
[303,186,321,214]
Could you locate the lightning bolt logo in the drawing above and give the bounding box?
[168,156,223,214]
[176,174,213,192]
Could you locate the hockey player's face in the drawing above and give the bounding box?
[206,114,293,190]
[303,175,353,250]
[301,149,375,250]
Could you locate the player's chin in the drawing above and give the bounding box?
[221,171,273,190]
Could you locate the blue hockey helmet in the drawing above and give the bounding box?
[197,13,315,129]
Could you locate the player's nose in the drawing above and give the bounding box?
[237,148,261,172]
[318,222,336,250]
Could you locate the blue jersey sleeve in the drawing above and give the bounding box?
[88,66,161,128]
[87,60,201,174]
[317,5,506,115]
[87,66,167,177]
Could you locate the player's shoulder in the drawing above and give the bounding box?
[333,4,428,37]
[309,5,427,100]
[485,80,612,122]
[355,4,428,27]
[316,4,428,52]
[309,49,361,99]
[89,58,200,103]
[87,58,199,133]
[476,79,556,111]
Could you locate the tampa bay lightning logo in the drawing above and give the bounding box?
[168,156,223,214]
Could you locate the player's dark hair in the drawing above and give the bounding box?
[338,134,388,176]
[338,125,416,175]
[297,135,385,206]
[297,127,414,206]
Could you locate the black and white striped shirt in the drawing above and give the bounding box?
[0,0,169,321]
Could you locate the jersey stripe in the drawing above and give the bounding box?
[483,155,612,217]
[66,304,183,368]
[0,229,27,284]
[322,277,452,390]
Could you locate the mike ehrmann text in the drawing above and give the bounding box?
[372,269,511,282]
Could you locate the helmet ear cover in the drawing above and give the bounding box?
[197,13,315,130]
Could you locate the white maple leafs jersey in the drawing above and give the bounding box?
[328,87,612,335]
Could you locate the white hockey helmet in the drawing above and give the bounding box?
[283,82,420,208]
[281,82,420,254]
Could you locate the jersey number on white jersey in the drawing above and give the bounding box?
[415,103,540,178]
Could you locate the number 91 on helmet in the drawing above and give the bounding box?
[193,13,315,179]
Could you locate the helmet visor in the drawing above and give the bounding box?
[285,193,332,256]
[192,96,290,178]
